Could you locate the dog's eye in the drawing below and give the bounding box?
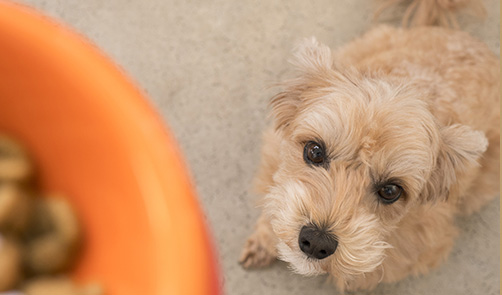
[303,141,325,166]
[377,184,403,204]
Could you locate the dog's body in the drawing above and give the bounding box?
[240,25,499,291]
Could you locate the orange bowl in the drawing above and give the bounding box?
[0,1,220,294]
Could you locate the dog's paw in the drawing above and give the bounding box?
[239,235,276,269]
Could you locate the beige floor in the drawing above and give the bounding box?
[20,0,499,294]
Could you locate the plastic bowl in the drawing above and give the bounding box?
[0,1,220,294]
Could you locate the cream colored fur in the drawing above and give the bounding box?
[374,0,487,28]
[239,24,499,292]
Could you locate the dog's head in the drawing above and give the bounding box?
[263,38,487,287]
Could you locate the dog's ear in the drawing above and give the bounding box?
[291,37,335,78]
[423,124,488,202]
[271,38,337,130]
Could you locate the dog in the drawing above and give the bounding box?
[239,0,499,292]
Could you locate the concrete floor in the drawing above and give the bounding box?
[19,0,499,294]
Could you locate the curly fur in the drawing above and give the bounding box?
[374,0,487,28]
[240,11,499,294]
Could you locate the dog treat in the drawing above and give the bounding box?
[0,135,32,182]
[0,184,32,236]
[24,197,80,275]
[0,136,101,294]
[0,235,22,291]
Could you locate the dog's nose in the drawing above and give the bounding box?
[298,225,338,260]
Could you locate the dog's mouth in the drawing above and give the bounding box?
[276,240,330,276]
[272,214,391,280]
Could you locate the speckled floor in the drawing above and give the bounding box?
[18,0,499,294]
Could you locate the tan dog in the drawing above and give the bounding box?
[239,2,499,292]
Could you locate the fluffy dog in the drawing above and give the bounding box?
[239,2,499,292]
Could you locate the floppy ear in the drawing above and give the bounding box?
[270,38,336,130]
[424,124,488,202]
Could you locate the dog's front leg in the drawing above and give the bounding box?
[239,213,278,268]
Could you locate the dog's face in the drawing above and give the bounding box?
[262,39,487,286]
